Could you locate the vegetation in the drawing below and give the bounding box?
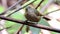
[0,0,60,34]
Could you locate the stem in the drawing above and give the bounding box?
[35,0,44,9]
[0,0,22,15]
[45,9,60,15]
[16,24,24,34]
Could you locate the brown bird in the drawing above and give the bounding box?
[25,6,50,32]
[25,6,41,32]
[25,6,50,22]
[25,6,42,22]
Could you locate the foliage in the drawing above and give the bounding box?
[0,5,4,14]
[0,0,59,34]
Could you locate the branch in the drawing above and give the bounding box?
[0,0,22,15]
[0,24,16,31]
[35,0,44,9]
[7,0,37,16]
[45,9,60,15]
[16,24,24,34]
[0,15,60,33]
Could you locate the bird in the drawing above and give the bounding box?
[25,6,50,22]
[25,6,43,22]
[24,6,50,32]
[25,6,41,32]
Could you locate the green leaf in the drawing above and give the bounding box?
[10,11,26,20]
[0,5,4,14]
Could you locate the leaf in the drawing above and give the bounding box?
[10,11,26,20]
[0,5,4,14]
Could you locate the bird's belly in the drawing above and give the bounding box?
[25,13,40,22]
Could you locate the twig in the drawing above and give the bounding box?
[0,15,60,33]
[7,0,37,16]
[35,0,44,9]
[45,9,60,15]
[16,24,24,34]
[0,0,22,15]
[0,24,16,31]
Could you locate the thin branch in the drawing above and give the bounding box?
[16,24,24,34]
[0,0,22,15]
[0,15,60,33]
[45,9,60,15]
[35,0,44,9]
[7,0,37,16]
[0,24,16,31]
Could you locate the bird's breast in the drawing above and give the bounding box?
[25,13,40,22]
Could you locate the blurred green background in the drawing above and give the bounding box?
[0,0,60,34]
